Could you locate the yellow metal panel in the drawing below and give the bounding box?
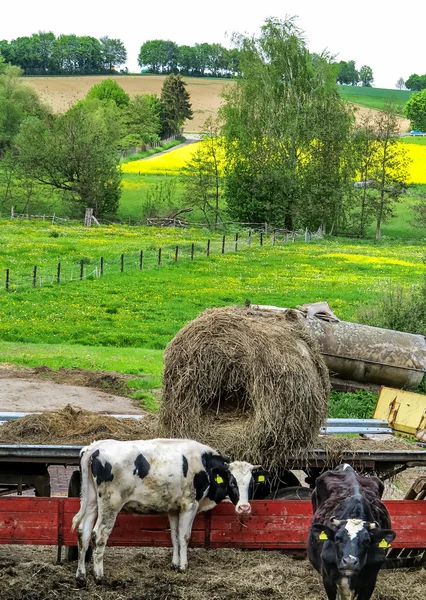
[374,386,426,437]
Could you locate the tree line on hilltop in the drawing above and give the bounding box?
[0,32,127,75]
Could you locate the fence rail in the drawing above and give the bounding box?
[2,228,323,294]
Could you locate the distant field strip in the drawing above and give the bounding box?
[122,138,426,183]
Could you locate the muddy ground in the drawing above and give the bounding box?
[0,364,143,414]
[0,546,424,600]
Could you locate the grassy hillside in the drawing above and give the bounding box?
[338,85,412,112]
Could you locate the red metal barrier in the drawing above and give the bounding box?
[0,498,424,549]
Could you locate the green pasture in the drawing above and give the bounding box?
[0,234,424,351]
[338,85,411,112]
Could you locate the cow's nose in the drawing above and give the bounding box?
[341,555,359,568]
[236,504,251,515]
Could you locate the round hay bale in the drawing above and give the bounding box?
[159,306,330,469]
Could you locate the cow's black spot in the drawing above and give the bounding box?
[91,449,114,485]
[182,455,189,478]
[133,453,150,479]
[201,452,227,472]
[193,470,209,501]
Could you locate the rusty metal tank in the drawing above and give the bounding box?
[254,302,426,390]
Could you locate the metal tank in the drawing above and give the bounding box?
[253,302,426,390]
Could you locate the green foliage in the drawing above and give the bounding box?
[0,62,51,152]
[405,89,426,132]
[221,17,353,231]
[336,60,359,85]
[16,99,122,217]
[0,32,127,75]
[181,118,224,226]
[121,139,181,163]
[138,39,240,77]
[357,283,426,337]
[160,74,193,136]
[405,74,426,92]
[359,65,374,87]
[121,94,160,147]
[86,79,130,108]
[99,36,127,71]
[328,390,378,419]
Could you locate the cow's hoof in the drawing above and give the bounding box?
[94,577,107,587]
[171,563,180,571]
[177,566,187,573]
[75,576,86,588]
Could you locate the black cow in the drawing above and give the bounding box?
[308,464,396,600]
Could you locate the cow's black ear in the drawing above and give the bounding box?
[311,523,335,542]
[211,467,228,486]
[370,529,396,548]
[253,469,270,483]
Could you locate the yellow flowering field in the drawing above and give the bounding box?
[401,142,426,184]
[122,143,200,175]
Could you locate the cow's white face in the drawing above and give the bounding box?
[227,461,259,515]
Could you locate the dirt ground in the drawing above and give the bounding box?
[24,75,410,133]
[0,364,143,414]
[0,545,424,600]
[24,75,229,132]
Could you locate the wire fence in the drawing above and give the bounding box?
[2,227,324,294]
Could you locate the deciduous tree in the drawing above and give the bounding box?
[86,78,130,108]
[405,89,426,132]
[359,65,374,87]
[16,100,122,217]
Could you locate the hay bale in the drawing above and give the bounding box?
[159,306,330,469]
[0,405,158,445]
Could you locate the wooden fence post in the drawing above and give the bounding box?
[191,243,194,260]
[139,251,143,270]
[158,248,162,266]
[10,206,14,220]
[235,232,239,251]
[80,260,84,280]
[260,232,263,247]
[5,269,9,291]
[84,208,93,227]
[222,235,226,254]
[57,263,61,284]
[207,240,210,256]
[248,231,252,246]
[175,246,179,262]
[100,256,104,275]
[273,230,276,246]
[33,266,37,288]
[121,254,124,273]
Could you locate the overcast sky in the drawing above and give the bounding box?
[1,0,423,89]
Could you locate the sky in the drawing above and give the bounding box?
[0,0,424,89]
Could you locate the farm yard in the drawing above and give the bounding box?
[3,19,426,600]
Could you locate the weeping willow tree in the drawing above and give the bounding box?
[220,17,354,231]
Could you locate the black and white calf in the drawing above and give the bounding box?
[72,438,266,585]
[308,464,396,600]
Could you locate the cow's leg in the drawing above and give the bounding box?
[75,500,98,586]
[322,573,337,600]
[168,511,180,569]
[177,502,198,572]
[354,567,380,600]
[91,498,122,584]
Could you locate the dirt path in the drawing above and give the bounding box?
[0,364,143,415]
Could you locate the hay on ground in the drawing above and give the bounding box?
[159,306,331,469]
[0,404,157,445]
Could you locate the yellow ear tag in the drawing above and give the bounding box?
[257,475,265,482]
[215,475,224,484]
[319,531,328,541]
[378,539,391,549]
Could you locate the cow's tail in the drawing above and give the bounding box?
[71,445,95,532]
